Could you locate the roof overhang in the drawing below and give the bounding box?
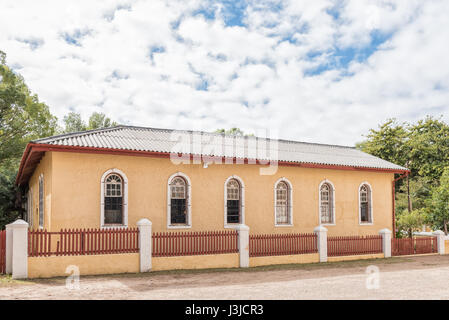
[16,142,410,186]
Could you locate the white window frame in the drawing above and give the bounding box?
[224,175,245,228]
[38,174,44,229]
[167,172,192,229]
[318,179,336,226]
[274,177,293,227]
[358,181,374,225]
[100,169,128,229]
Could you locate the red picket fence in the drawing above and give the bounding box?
[28,228,139,257]
[0,230,5,274]
[391,237,437,256]
[152,230,238,257]
[327,235,382,257]
[249,233,317,257]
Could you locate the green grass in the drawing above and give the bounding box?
[0,274,33,286]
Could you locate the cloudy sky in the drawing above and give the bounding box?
[1,0,448,145]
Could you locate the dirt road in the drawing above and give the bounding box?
[1,255,449,300]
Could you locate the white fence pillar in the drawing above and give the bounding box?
[10,219,29,279]
[236,224,249,268]
[5,223,13,274]
[433,230,445,255]
[379,228,392,258]
[137,218,152,272]
[314,226,328,262]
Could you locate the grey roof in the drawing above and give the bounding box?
[32,125,408,171]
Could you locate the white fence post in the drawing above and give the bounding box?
[236,224,249,268]
[379,228,392,258]
[432,230,445,255]
[10,219,29,279]
[137,218,152,272]
[314,226,328,262]
[5,223,13,274]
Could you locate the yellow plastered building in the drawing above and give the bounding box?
[17,126,408,236]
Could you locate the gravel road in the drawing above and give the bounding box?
[1,255,449,300]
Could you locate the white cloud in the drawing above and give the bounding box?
[0,0,448,145]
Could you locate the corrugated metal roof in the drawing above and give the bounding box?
[32,125,407,171]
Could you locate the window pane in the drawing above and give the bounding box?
[227,200,240,223]
[171,199,187,224]
[104,197,123,224]
[39,177,44,227]
[275,181,289,224]
[320,183,333,223]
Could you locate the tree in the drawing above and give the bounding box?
[396,209,425,238]
[356,118,408,168]
[215,128,254,136]
[427,167,449,234]
[404,116,449,181]
[88,112,118,130]
[0,50,58,227]
[62,111,118,133]
[358,116,449,230]
[63,112,86,133]
[0,50,58,163]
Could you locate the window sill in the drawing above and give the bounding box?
[167,224,192,229]
[101,224,128,229]
[320,223,336,226]
[224,224,241,229]
[359,222,373,226]
[275,224,294,227]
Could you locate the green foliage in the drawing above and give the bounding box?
[426,167,449,234]
[405,116,449,181]
[356,118,408,168]
[395,176,435,213]
[0,161,21,227]
[0,50,58,227]
[359,116,449,231]
[396,209,425,238]
[63,111,118,133]
[88,112,118,130]
[0,51,58,163]
[214,128,254,136]
[63,112,86,133]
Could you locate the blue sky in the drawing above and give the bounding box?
[0,0,448,145]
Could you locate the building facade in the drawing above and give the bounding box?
[16,126,408,236]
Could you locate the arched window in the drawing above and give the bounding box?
[225,176,244,225]
[275,179,292,225]
[359,183,372,223]
[169,176,188,225]
[320,181,334,224]
[101,169,128,228]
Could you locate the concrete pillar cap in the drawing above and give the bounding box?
[379,228,392,234]
[314,225,328,232]
[137,218,152,226]
[235,224,249,231]
[10,219,29,228]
